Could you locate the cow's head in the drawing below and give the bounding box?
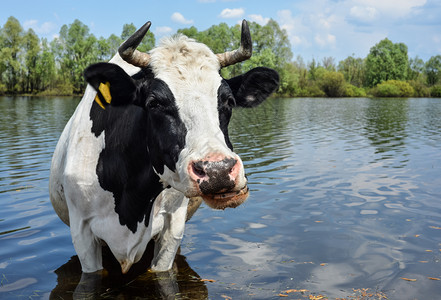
[84,20,279,210]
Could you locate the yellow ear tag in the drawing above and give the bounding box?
[94,94,105,109]
[99,82,112,104]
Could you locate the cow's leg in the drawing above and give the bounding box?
[151,196,189,272]
[70,219,103,273]
[153,268,179,298]
[186,196,202,221]
[73,270,103,299]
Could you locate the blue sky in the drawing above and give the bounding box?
[1,0,440,63]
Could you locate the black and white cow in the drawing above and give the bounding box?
[49,20,279,274]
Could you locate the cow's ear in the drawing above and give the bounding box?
[84,62,137,109]
[226,67,279,108]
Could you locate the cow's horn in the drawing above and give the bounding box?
[216,20,252,68]
[118,21,151,67]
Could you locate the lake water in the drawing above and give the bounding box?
[1,96,441,299]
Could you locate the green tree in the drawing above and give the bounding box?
[243,47,277,71]
[308,58,319,81]
[431,85,441,97]
[177,26,199,39]
[202,22,233,54]
[321,71,345,97]
[292,55,307,90]
[425,55,441,86]
[121,23,137,41]
[338,55,365,87]
[23,28,40,93]
[96,37,110,61]
[251,19,292,95]
[279,62,300,96]
[219,23,242,78]
[365,38,409,87]
[250,19,292,65]
[322,56,336,71]
[373,80,414,97]
[0,23,5,93]
[57,19,98,93]
[107,34,123,59]
[0,16,24,92]
[408,56,424,81]
[36,38,56,91]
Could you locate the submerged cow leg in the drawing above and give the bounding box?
[73,270,104,299]
[151,190,189,271]
[70,219,103,273]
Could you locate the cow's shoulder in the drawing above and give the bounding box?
[87,68,163,233]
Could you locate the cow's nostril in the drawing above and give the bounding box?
[192,162,206,178]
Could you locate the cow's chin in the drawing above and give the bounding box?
[199,185,249,210]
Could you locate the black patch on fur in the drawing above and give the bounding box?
[142,78,187,175]
[90,95,163,233]
[217,80,235,150]
[86,64,186,233]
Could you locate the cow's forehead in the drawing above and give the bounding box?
[147,34,230,157]
[149,35,222,99]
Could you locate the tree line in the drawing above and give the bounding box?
[1,16,441,97]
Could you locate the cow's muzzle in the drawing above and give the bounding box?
[188,156,249,209]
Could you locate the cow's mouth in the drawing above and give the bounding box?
[201,185,249,210]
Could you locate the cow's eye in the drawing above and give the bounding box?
[220,94,235,107]
[226,96,236,106]
[145,96,160,109]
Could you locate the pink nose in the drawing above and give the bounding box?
[188,156,241,194]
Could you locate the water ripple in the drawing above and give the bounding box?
[2,97,441,298]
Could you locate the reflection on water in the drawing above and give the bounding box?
[365,98,409,157]
[50,243,207,299]
[1,97,441,299]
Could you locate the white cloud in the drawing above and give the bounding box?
[219,8,245,19]
[23,20,57,35]
[317,13,338,29]
[351,0,426,18]
[255,0,436,62]
[290,35,304,47]
[155,26,173,35]
[314,33,336,47]
[171,12,194,25]
[23,19,38,28]
[248,14,270,25]
[349,6,378,22]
